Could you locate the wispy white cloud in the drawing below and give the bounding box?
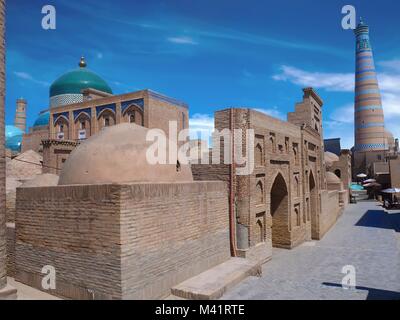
[272,65,354,92]
[189,113,214,141]
[378,59,400,72]
[380,92,400,144]
[324,122,354,150]
[109,80,141,93]
[273,64,400,146]
[273,64,400,96]
[55,0,350,58]
[376,74,400,95]
[325,104,355,149]
[242,69,253,78]
[14,71,31,80]
[13,71,49,86]
[329,104,354,124]
[381,92,400,116]
[254,107,286,121]
[192,28,348,58]
[167,36,198,45]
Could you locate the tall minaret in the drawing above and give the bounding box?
[354,18,387,152]
[14,98,27,132]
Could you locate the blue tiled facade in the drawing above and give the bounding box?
[355,143,388,151]
[53,112,70,125]
[96,104,116,117]
[121,99,144,113]
[73,108,92,121]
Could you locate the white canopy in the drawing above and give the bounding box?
[381,188,400,194]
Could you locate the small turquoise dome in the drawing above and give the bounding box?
[5,125,23,139]
[6,135,22,152]
[33,111,50,127]
[50,57,112,97]
[5,125,23,152]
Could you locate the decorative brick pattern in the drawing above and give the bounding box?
[192,88,342,262]
[50,94,83,108]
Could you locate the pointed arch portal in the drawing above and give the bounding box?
[270,173,289,247]
[309,171,318,239]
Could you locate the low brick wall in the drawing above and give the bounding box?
[6,223,15,277]
[119,182,230,299]
[6,190,16,223]
[319,190,342,239]
[16,184,122,299]
[15,181,230,299]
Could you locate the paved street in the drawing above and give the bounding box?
[222,201,400,300]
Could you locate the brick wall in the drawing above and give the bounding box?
[390,158,400,187]
[42,140,79,174]
[6,223,15,277]
[119,182,230,299]
[15,181,229,299]
[193,107,316,256]
[329,152,352,190]
[21,127,49,153]
[6,189,16,223]
[0,0,7,289]
[147,94,188,137]
[16,184,122,299]
[192,90,341,255]
[319,190,342,239]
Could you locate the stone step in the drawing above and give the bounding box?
[0,284,17,300]
[352,190,368,195]
[352,190,369,201]
[171,257,261,300]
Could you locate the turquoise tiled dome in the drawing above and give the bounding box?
[5,125,23,152]
[6,135,22,152]
[33,111,50,127]
[5,125,23,139]
[50,57,112,98]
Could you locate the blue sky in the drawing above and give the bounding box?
[6,0,400,148]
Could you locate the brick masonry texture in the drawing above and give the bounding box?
[192,88,346,264]
[21,126,49,154]
[0,0,6,289]
[390,158,400,187]
[15,181,230,299]
[319,191,342,238]
[6,223,14,277]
